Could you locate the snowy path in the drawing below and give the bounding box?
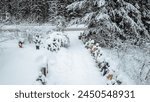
[47,31,105,85]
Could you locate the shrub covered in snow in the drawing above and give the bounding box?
[33,34,42,50]
[36,72,47,85]
[44,32,70,52]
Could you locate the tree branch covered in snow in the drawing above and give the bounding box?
[67,0,150,48]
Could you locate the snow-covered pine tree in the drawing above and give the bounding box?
[30,0,49,23]
[47,0,58,22]
[57,0,75,22]
[0,0,12,22]
[47,0,74,25]
[67,0,150,48]
[0,0,50,23]
[124,0,150,34]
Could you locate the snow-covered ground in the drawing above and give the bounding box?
[47,31,105,85]
[0,40,40,84]
[0,28,105,85]
[0,25,149,85]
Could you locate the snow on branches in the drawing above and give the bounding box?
[43,32,70,52]
[68,0,150,48]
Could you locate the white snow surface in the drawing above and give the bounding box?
[0,30,105,85]
[47,31,105,85]
[0,25,142,85]
[0,41,40,84]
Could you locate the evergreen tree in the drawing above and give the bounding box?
[67,0,150,48]
[0,0,49,23]
[58,0,75,21]
[124,0,150,33]
[30,0,49,23]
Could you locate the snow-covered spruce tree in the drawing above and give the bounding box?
[124,0,150,33]
[30,0,49,23]
[48,0,75,26]
[0,0,49,23]
[58,0,78,22]
[67,0,150,48]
